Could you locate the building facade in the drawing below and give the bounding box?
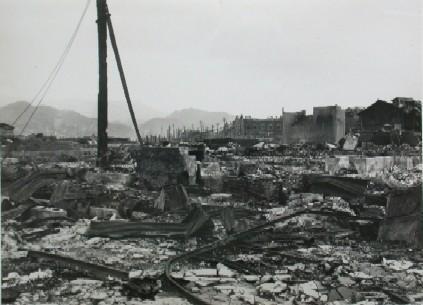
[229,115,283,140]
[281,106,345,144]
[226,106,346,144]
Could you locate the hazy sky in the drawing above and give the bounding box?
[0,0,422,119]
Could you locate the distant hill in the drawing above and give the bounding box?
[140,108,235,135]
[0,101,133,138]
[0,102,235,138]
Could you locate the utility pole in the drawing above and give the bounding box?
[97,0,108,168]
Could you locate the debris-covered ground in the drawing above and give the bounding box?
[1,142,422,305]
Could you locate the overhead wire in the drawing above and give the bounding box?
[14,0,92,135]
[1,0,92,165]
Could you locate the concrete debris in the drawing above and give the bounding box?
[2,269,53,287]
[297,281,324,299]
[85,171,133,189]
[257,281,288,294]
[382,258,413,271]
[2,128,422,305]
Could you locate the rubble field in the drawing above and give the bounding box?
[1,142,422,305]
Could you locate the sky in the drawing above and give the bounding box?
[0,0,422,120]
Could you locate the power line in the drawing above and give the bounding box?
[14,0,92,133]
[1,0,92,165]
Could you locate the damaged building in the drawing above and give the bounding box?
[358,98,421,146]
[229,115,284,140]
[227,105,346,145]
[282,105,345,144]
[359,98,421,133]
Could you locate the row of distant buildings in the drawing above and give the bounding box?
[224,97,421,145]
[1,97,421,147]
[228,105,344,144]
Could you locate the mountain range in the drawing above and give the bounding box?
[0,101,235,138]
[0,101,133,138]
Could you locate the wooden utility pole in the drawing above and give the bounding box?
[97,0,108,168]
